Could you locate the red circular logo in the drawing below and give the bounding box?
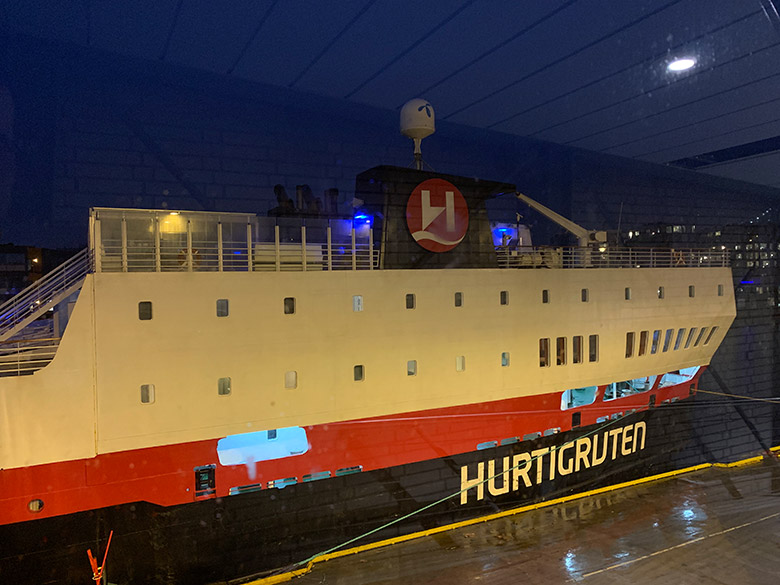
[406,179,469,253]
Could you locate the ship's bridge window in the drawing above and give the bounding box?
[405,294,415,309]
[625,332,635,358]
[140,384,155,404]
[659,367,700,388]
[539,338,550,367]
[674,328,686,350]
[663,329,673,352]
[218,377,232,396]
[588,335,598,362]
[500,290,509,305]
[604,376,656,401]
[573,336,583,364]
[561,386,598,410]
[704,326,719,345]
[216,299,229,317]
[454,292,463,307]
[638,331,648,356]
[138,301,153,320]
[284,297,295,314]
[684,327,697,349]
[556,337,566,365]
[657,286,665,299]
[581,288,589,302]
[542,289,549,304]
[694,327,708,347]
[650,330,661,354]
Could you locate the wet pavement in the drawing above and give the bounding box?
[291,461,780,584]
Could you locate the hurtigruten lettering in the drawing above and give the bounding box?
[460,422,646,505]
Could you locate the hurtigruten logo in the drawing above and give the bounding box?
[460,422,647,504]
[406,178,469,253]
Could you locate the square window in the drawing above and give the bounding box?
[407,360,417,376]
[625,287,631,300]
[284,371,297,389]
[625,332,635,358]
[455,355,466,372]
[588,335,598,362]
[405,293,415,309]
[284,297,295,314]
[216,299,229,317]
[500,290,509,305]
[542,289,549,304]
[556,337,566,365]
[352,295,363,312]
[657,286,665,299]
[354,365,364,381]
[717,284,724,296]
[572,336,583,364]
[501,352,510,367]
[539,338,550,367]
[688,285,695,298]
[218,377,231,396]
[138,301,152,320]
[638,331,648,356]
[140,384,155,404]
[267,429,277,440]
[581,288,589,302]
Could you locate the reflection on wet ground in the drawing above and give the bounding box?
[294,462,780,584]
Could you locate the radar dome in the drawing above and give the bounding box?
[400,99,435,140]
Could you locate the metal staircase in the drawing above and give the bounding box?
[0,248,91,342]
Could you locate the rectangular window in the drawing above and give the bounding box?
[717,284,724,296]
[454,292,463,307]
[456,355,466,372]
[651,330,661,354]
[140,384,155,404]
[588,335,598,362]
[501,352,510,367]
[657,286,665,299]
[625,287,631,300]
[405,293,415,309]
[284,297,295,314]
[572,336,583,364]
[625,332,635,358]
[542,289,549,304]
[581,288,589,302]
[674,328,686,350]
[539,338,550,367]
[352,295,363,312]
[663,329,673,352]
[556,337,566,365]
[638,331,648,356]
[407,360,417,376]
[694,327,708,347]
[138,301,153,320]
[218,377,231,396]
[216,299,229,317]
[704,326,719,345]
[500,290,509,305]
[685,327,697,349]
[353,365,364,381]
[688,285,695,298]
[284,371,297,389]
[267,429,277,440]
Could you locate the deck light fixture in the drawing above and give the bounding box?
[667,57,696,72]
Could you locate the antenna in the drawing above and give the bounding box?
[400,99,435,170]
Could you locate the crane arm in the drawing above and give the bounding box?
[515,192,606,247]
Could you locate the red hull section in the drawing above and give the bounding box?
[0,372,701,526]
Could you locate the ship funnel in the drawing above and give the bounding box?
[400,98,435,171]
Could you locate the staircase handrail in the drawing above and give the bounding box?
[0,248,92,340]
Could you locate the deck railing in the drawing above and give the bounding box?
[0,337,61,376]
[496,246,729,269]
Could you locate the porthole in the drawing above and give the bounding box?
[28,499,44,513]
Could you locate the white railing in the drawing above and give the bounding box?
[0,248,91,342]
[496,246,730,269]
[0,337,60,376]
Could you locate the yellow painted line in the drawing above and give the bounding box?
[244,444,780,585]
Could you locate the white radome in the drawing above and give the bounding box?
[400,98,435,140]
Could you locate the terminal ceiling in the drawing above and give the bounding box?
[4,1,780,188]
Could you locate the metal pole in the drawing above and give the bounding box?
[217,222,223,272]
[94,218,102,273]
[351,228,357,271]
[186,219,193,272]
[369,228,374,270]
[274,225,281,272]
[301,225,307,272]
[154,218,161,272]
[246,222,253,272]
[121,217,128,273]
[326,225,332,271]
